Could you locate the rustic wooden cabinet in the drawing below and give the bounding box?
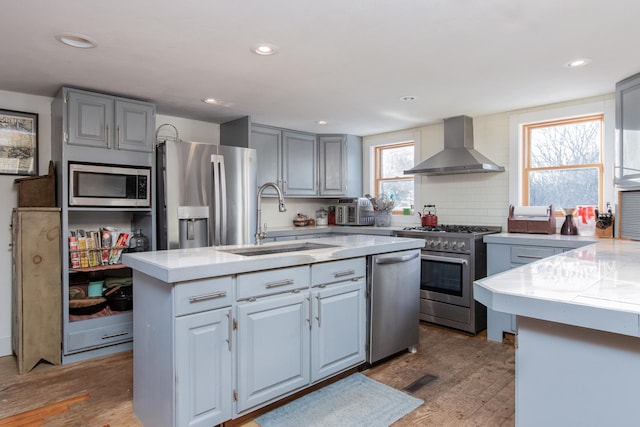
[11,208,62,373]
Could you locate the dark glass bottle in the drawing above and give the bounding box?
[560,213,579,235]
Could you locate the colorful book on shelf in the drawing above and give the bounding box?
[109,233,129,265]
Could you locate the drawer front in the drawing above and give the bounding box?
[510,246,561,264]
[237,266,309,300]
[311,258,366,286]
[67,321,132,353]
[174,276,234,316]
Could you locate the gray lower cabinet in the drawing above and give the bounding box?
[310,259,366,382]
[133,259,366,426]
[235,259,365,415]
[64,87,155,152]
[485,238,592,341]
[175,308,232,427]
[236,292,310,413]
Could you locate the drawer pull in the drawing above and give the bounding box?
[517,255,545,260]
[189,291,227,302]
[102,331,129,340]
[265,279,294,289]
[333,269,355,278]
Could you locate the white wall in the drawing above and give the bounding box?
[0,90,54,356]
[0,90,220,357]
[364,94,616,230]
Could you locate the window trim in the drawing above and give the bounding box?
[521,114,604,213]
[374,141,414,214]
[508,98,615,214]
[363,130,421,225]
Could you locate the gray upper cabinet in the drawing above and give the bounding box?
[249,124,317,197]
[221,117,361,198]
[615,72,640,189]
[282,130,317,196]
[318,134,362,197]
[67,90,113,149]
[114,99,155,152]
[65,88,155,152]
[250,125,282,193]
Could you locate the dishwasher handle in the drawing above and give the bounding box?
[374,251,419,264]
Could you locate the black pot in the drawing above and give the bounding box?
[107,288,133,311]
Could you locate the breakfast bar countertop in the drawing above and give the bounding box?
[122,234,425,283]
[474,238,640,337]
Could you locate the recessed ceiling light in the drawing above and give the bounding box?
[400,96,417,101]
[55,33,96,48]
[566,58,591,68]
[202,98,220,105]
[315,120,328,125]
[251,44,278,56]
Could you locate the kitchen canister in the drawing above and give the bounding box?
[87,280,104,297]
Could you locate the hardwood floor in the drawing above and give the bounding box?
[0,323,515,426]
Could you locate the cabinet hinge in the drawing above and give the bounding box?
[233,318,238,330]
[63,132,69,143]
[233,390,238,401]
[64,93,69,103]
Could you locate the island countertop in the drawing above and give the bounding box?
[474,239,640,337]
[122,234,425,283]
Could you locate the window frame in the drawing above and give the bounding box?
[521,114,604,214]
[508,99,615,219]
[373,141,414,214]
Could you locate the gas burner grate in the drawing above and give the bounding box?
[402,224,496,233]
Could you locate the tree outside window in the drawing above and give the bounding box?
[374,142,414,213]
[523,115,603,212]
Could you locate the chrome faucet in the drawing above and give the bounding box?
[255,182,287,245]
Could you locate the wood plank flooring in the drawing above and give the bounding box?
[0,323,514,426]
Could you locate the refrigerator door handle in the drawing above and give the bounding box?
[219,155,227,245]
[211,154,222,246]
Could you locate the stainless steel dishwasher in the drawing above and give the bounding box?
[367,249,421,363]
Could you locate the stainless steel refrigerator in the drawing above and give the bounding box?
[156,141,257,249]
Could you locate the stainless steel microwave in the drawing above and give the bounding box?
[69,162,151,207]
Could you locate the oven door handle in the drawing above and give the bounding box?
[421,254,468,265]
[374,252,420,264]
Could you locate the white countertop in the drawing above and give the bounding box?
[484,232,598,248]
[123,234,424,283]
[266,224,402,237]
[474,239,640,337]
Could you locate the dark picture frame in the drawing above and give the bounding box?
[0,109,38,176]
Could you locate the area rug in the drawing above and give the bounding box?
[255,373,423,427]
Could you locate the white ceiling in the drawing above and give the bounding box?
[2,0,639,136]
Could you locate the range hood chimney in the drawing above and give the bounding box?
[404,115,505,176]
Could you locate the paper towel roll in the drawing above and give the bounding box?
[513,206,550,218]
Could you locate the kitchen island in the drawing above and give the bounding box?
[474,239,640,427]
[123,234,424,427]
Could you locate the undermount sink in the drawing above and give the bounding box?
[220,242,338,257]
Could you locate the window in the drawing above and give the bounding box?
[374,142,414,213]
[523,114,603,212]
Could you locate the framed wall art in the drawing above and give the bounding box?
[0,109,38,176]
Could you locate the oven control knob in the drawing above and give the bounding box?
[434,241,441,249]
[442,241,449,249]
[458,242,466,250]
[451,242,457,250]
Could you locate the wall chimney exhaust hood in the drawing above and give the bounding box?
[404,115,505,176]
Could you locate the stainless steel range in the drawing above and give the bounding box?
[396,225,501,334]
